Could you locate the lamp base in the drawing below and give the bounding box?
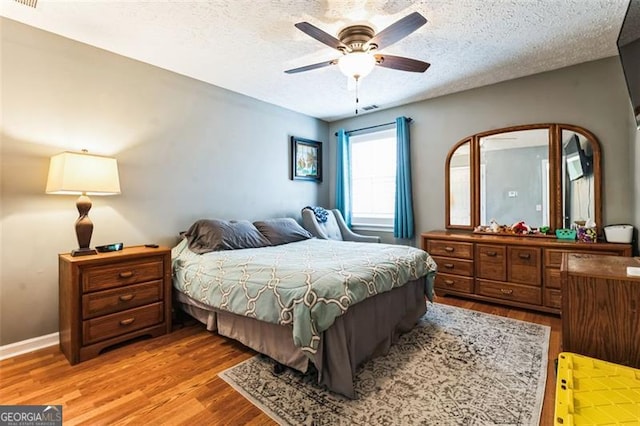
[71,248,98,257]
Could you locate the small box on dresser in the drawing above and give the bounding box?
[59,245,172,364]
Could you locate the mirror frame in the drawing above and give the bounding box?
[445,123,602,232]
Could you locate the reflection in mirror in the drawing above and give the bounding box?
[562,130,594,228]
[479,129,549,228]
[449,141,471,226]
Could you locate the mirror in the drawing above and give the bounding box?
[479,129,550,229]
[561,129,598,228]
[447,140,471,226]
[445,124,602,232]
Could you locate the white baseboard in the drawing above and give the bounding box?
[0,332,59,361]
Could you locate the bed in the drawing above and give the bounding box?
[172,218,437,398]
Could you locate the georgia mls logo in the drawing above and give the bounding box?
[0,404,62,426]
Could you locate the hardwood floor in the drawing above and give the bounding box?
[0,296,561,425]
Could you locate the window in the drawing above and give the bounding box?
[350,128,396,229]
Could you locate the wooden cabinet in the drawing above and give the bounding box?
[508,246,541,285]
[422,231,632,314]
[476,244,506,281]
[59,246,172,364]
[561,254,640,368]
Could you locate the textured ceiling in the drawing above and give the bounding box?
[0,0,630,121]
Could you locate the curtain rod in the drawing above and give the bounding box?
[334,117,413,136]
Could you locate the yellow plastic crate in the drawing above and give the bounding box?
[555,352,640,425]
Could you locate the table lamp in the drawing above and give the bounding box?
[46,150,121,256]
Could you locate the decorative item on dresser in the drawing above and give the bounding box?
[58,245,172,364]
[421,231,632,314]
[561,254,640,368]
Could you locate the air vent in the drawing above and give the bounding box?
[362,105,379,111]
[14,0,37,7]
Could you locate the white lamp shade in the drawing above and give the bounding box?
[46,151,121,195]
[338,52,376,79]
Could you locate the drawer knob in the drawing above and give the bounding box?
[119,271,134,279]
[444,247,455,253]
[119,318,135,326]
[443,263,454,269]
[486,251,497,257]
[444,279,455,286]
[518,253,531,260]
[500,288,514,295]
[119,294,134,302]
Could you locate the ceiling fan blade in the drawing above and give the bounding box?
[284,59,338,74]
[374,54,430,73]
[367,12,427,50]
[295,22,347,51]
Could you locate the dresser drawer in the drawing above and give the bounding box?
[508,247,541,286]
[544,249,570,268]
[544,268,561,289]
[544,288,562,309]
[432,256,474,277]
[434,273,474,294]
[83,302,164,345]
[427,240,473,259]
[82,258,164,292]
[82,280,163,319]
[477,279,542,305]
[476,244,506,281]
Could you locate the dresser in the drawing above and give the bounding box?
[561,254,640,368]
[421,231,632,314]
[59,246,172,364]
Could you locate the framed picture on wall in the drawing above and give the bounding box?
[291,136,322,182]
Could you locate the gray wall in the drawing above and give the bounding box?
[0,19,329,345]
[329,57,636,244]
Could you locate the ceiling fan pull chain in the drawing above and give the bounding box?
[355,76,359,115]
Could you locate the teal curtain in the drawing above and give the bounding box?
[335,129,352,226]
[394,116,414,239]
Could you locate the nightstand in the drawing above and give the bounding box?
[58,245,172,364]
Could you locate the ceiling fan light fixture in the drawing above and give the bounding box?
[338,52,376,79]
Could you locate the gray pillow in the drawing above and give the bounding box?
[185,219,271,254]
[253,218,313,246]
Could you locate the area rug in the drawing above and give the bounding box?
[219,303,550,425]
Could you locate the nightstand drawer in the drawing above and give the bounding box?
[83,302,164,345]
[82,280,163,319]
[82,258,164,292]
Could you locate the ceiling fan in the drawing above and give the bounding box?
[285,11,430,80]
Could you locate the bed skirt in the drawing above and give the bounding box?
[175,277,427,398]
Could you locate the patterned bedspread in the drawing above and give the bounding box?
[172,238,437,354]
